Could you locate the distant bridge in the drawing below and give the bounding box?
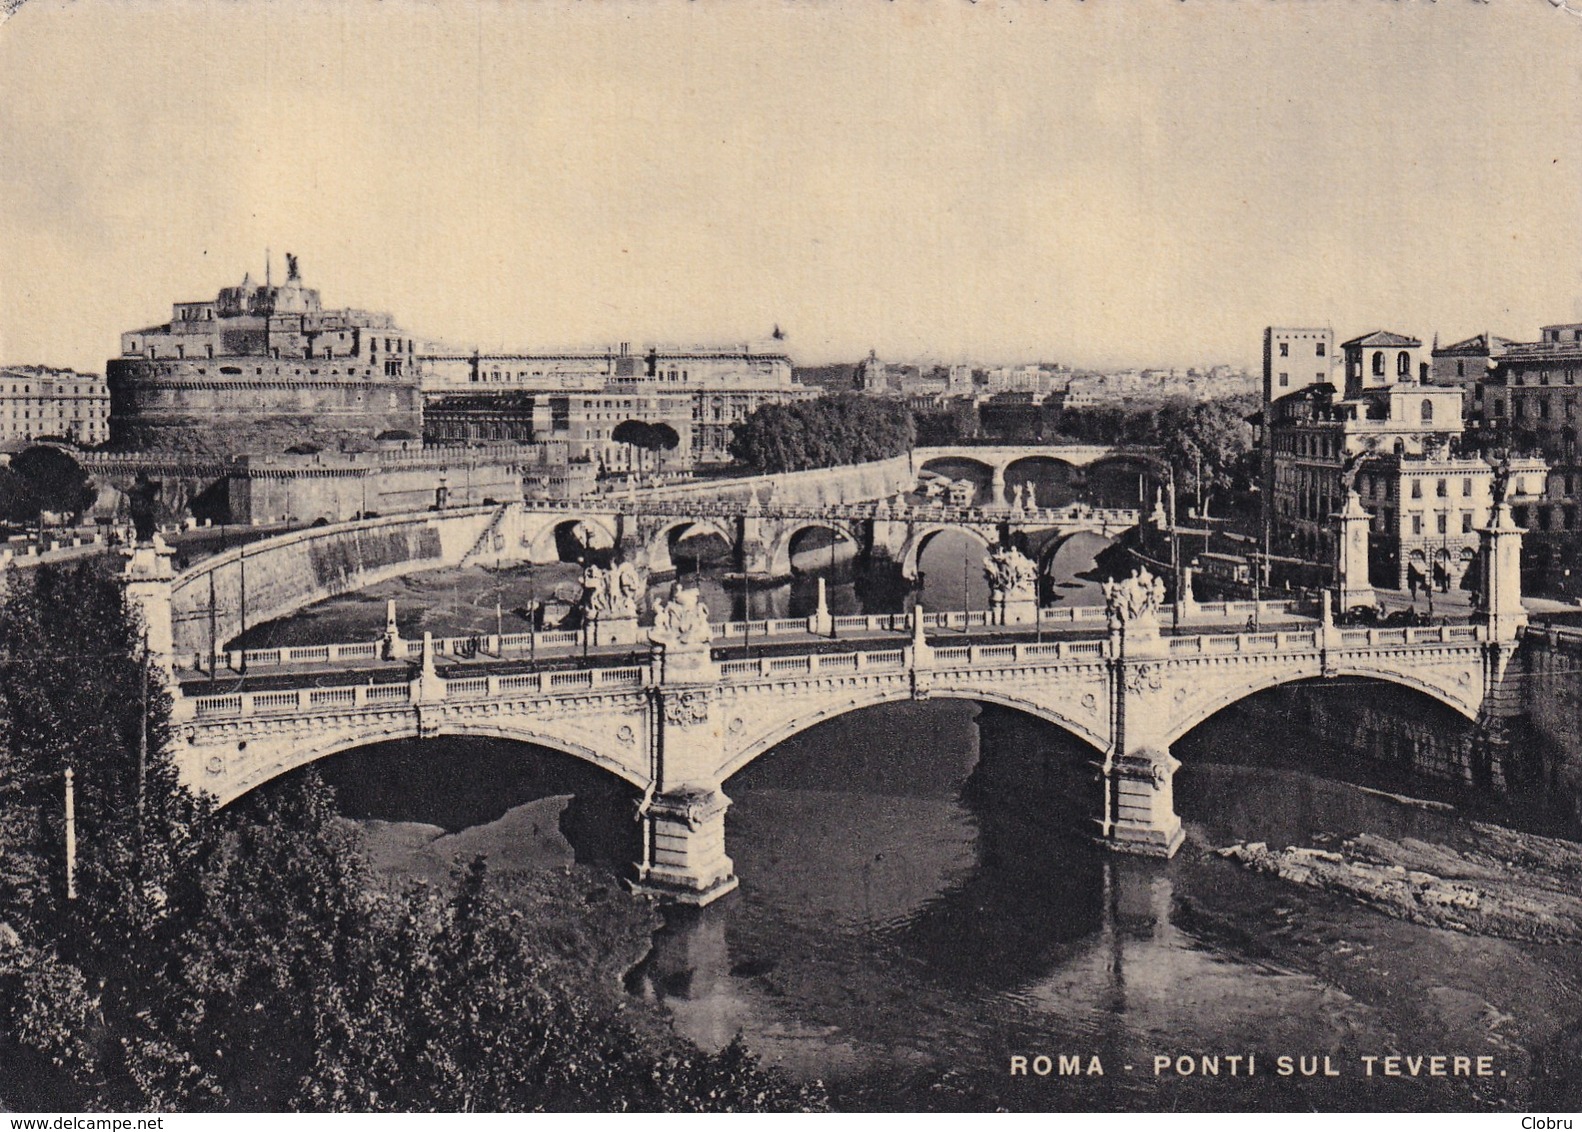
[163,448,1146,658]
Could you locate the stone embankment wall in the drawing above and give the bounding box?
[1517,626,1582,826]
[82,449,522,528]
[641,454,915,509]
[169,505,501,658]
[1194,680,1484,787]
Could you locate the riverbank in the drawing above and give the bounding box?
[1216,821,1582,943]
[357,798,665,1009]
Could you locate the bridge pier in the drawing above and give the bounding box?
[1098,567,1185,858]
[632,596,739,906]
[1105,746,1185,857]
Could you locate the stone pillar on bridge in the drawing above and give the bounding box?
[1471,498,1528,792]
[382,599,404,660]
[988,464,1008,509]
[412,632,447,705]
[120,535,176,678]
[634,586,738,906]
[807,577,833,637]
[1100,566,1184,858]
[1475,500,1526,643]
[736,497,774,580]
[984,545,1039,626]
[1332,490,1375,614]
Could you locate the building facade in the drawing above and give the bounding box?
[1,367,110,448]
[1465,322,1582,591]
[1263,329,1545,591]
[420,340,815,469]
[106,258,424,456]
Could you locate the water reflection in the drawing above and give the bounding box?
[627,699,1571,1110]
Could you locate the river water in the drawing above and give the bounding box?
[247,529,1582,1112]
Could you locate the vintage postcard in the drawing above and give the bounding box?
[0,0,1579,1118]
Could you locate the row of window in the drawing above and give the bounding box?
[1352,351,1415,379]
[1277,341,1327,358]
[1510,368,1580,386]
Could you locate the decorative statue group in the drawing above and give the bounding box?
[580,560,647,620]
[649,584,713,649]
[578,558,714,649]
[1102,566,1167,626]
[983,545,1038,598]
[1007,482,1037,511]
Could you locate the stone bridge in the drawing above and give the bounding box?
[168,604,1525,906]
[913,444,1154,507]
[507,497,1139,582]
[165,494,1140,658]
[122,486,1535,905]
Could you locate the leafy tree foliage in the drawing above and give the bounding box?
[611,420,682,474]
[0,565,825,1113]
[913,401,980,446]
[1,447,95,524]
[1059,394,1258,505]
[729,393,915,473]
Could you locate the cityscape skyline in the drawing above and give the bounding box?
[2,1,1580,375]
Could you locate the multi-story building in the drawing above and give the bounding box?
[1263,328,1545,591]
[1429,332,1520,407]
[1259,327,1336,549]
[0,366,111,448]
[106,258,423,456]
[420,340,816,469]
[1465,322,1582,590]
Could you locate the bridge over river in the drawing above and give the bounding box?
[106,461,1537,905]
[161,488,1140,661]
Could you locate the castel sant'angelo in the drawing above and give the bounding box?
[106,256,424,456]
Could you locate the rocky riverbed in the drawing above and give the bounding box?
[1217,821,1582,943]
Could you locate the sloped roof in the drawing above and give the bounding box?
[1341,330,1421,349]
[1434,333,1520,355]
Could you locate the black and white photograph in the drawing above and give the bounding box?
[0,0,1580,1117]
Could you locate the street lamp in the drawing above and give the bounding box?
[962,542,970,633]
[1167,464,1182,632]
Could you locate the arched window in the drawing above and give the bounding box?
[1372,351,1385,377]
[1397,351,1411,377]
[1421,398,1434,423]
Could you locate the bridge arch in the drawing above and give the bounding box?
[645,517,737,574]
[1161,662,1482,753]
[718,684,1107,785]
[201,718,652,811]
[919,455,997,480]
[766,521,859,579]
[897,522,995,580]
[527,515,619,564]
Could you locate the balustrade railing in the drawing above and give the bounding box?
[182,614,1486,722]
[207,597,1326,675]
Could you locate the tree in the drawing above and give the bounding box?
[0,563,205,943]
[6,447,95,524]
[0,562,210,1108]
[730,394,915,473]
[0,569,826,1113]
[612,420,681,476]
[913,400,979,445]
[0,467,38,526]
[650,422,680,470]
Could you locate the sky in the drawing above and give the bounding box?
[1,0,1580,374]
